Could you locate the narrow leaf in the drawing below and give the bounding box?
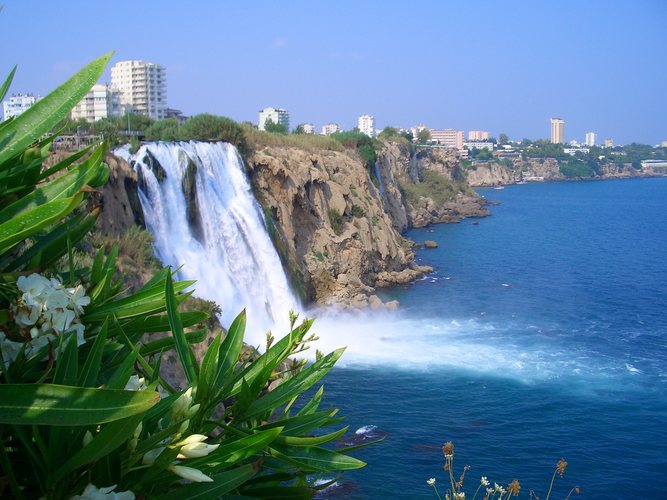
[165,270,197,383]
[0,53,112,166]
[0,384,158,426]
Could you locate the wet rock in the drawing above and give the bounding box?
[424,240,438,249]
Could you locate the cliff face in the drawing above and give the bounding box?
[466,156,653,187]
[245,146,425,308]
[93,154,145,235]
[376,143,489,228]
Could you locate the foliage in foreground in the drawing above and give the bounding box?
[0,54,367,498]
[427,442,580,500]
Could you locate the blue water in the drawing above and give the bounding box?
[317,178,667,499]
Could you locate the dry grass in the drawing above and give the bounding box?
[242,124,345,154]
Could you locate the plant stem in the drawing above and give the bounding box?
[544,468,558,500]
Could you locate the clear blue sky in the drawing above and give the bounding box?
[2,0,666,145]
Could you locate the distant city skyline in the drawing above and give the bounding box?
[1,0,665,145]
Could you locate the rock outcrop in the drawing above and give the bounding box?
[376,143,490,227]
[92,153,145,236]
[246,146,424,307]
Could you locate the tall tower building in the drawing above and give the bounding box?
[358,114,375,137]
[550,118,565,144]
[585,132,597,147]
[258,107,290,131]
[110,60,167,120]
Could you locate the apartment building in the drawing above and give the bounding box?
[110,60,167,120]
[3,93,39,120]
[358,114,375,137]
[70,84,120,122]
[258,107,290,131]
[431,129,464,150]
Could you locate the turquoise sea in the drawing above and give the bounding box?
[320,177,667,498]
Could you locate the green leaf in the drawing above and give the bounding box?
[85,278,195,321]
[260,409,343,437]
[197,330,222,404]
[0,193,83,254]
[270,445,366,472]
[0,142,107,221]
[212,309,246,393]
[4,209,99,272]
[79,319,109,387]
[275,426,349,447]
[0,53,112,166]
[0,65,17,104]
[139,328,206,357]
[227,319,311,398]
[244,348,345,420]
[165,270,197,384]
[105,350,137,389]
[52,412,144,483]
[190,427,283,471]
[159,464,256,500]
[0,384,158,425]
[296,385,324,416]
[52,332,78,386]
[37,143,93,180]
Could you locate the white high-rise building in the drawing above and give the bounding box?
[110,60,167,120]
[322,123,340,135]
[258,107,290,131]
[585,132,597,147]
[3,93,39,120]
[550,117,565,144]
[358,114,375,137]
[301,123,315,134]
[70,84,120,122]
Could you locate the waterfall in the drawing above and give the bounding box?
[122,141,299,344]
[372,161,385,196]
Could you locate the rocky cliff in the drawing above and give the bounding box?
[375,143,490,227]
[245,146,427,308]
[466,156,654,187]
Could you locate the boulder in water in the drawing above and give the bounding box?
[424,240,438,249]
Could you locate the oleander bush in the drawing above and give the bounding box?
[0,54,366,499]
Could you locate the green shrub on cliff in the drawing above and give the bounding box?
[0,55,366,499]
[178,113,247,151]
[400,169,458,206]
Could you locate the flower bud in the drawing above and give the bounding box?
[168,464,213,483]
[82,431,93,447]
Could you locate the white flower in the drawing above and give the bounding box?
[71,483,134,500]
[481,476,489,487]
[46,307,76,333]
[486,488,494,494]
[455,493,465,500]
[124,375,147,392]
[168,464,213,483]
[14,303,41,327]
[68,284,90,313]
[177,434,219,459]
[427,478,436,486]
[17,274,50,302]
[0,332,23,368]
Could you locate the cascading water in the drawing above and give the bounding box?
[122,141,299,345]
